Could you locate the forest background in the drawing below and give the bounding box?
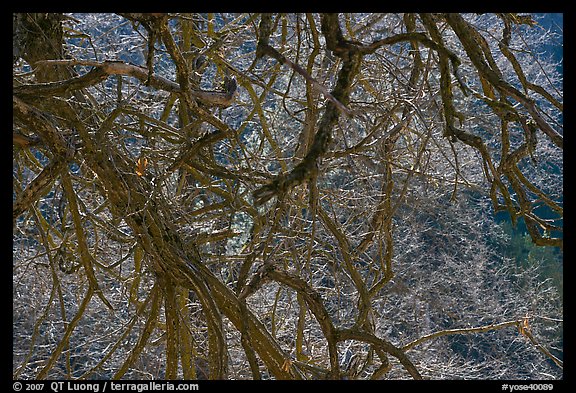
[13,13,563,380]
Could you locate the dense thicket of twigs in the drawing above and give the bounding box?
[13,13,562,380]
